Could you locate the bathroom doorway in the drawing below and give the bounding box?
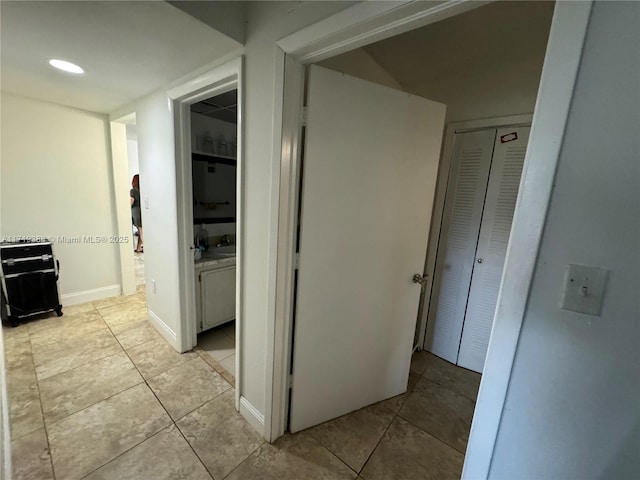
[190,89,238,382]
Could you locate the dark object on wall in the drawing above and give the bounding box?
[0,240,63,327]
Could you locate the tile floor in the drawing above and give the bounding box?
[133,251,144,287]
[4,290,481,480]
[196,321,236,382]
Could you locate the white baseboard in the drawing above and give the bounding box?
[61,284,121,306]
[239,396,265,436]
[148,309,178,350]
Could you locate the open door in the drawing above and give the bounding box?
[289,65,446,432]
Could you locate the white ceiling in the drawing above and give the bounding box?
[0,1,242,114]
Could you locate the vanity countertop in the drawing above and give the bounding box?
[194,251,236,269]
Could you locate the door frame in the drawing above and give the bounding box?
[415,114,532,354]
[109,113,138,298]
[169,56,244,409]
[267,2,592,478]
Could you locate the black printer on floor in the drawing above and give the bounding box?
[1,240,63,326]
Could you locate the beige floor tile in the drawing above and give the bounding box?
[422,352,481,401]
[29,315,108,351]
[126,336,197,379]
[5,340,33,371]
[7,361,38,395]
[195,348,236,387]
[197,329,235,361]
[60,302,96,316]
[27,310,100,338]
[33,329,122,380]
[177,390,264,479]
[99,300,147,328]
[309,402,395,472]
[226,431,356,480]
[92,294,139,310]
[11,427,54,480]
[84,425,211,480]
[48,383,171,480]
[148,357,231,420]
[360,417,463,480]
[2,324,30,344]
[8,382,44,440]
[219,353,236,378]
[5,342,43,439]
[39,351,143,425]
[111,319,160,350]
[398,379,475,453]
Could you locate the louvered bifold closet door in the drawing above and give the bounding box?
[425,129,496,363]
[457,126,531,373]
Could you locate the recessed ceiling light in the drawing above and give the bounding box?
[48,59,84,74]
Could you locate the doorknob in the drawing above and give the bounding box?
[477,258,484,264]
[412,274,428,286]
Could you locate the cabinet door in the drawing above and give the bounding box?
[425,129,496,363]
[201,266,236,330]
[457,126,530,373]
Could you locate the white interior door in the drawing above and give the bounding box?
[289,65,446,432]
[457,126,530,372]
[424,129,497,363]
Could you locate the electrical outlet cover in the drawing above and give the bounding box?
[561,264,609,316]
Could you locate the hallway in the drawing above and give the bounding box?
[4,289,480,479]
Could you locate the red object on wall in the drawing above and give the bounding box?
[500,132,518,143]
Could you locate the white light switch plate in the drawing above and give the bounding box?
[561,264,609,316]
[144,196,150,209]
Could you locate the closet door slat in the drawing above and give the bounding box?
[457,126,530,373]
[425,129,496,363]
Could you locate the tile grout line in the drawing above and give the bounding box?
[61,304,180,479]
[400,362,475,456]
[77,425,170,480]
[34,312,139,430]
[98,300,217,480]
[25,322,58,480]
[219,439,265,480]
[304,431,360,477]
[357,367,426,476]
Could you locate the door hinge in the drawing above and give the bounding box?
[200,321,203,330]
[198,273,202,282]
[301,106,308,127]
[287,374,293,389]
[294,252,300,270]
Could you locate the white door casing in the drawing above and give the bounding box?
[457,126,530,372]
[425,129,497,363]
[289,65,445,432]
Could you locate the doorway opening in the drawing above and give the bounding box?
[273,0,561,475]
[191,89,238,382]
[171,57,243,409]
[125,123,145,287]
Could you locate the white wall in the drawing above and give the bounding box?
[126,124,139,183]
[134,90,182,344]
[490,2,640,478]
[0,93,121,303]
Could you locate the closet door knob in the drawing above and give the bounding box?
[477,258,484,264]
